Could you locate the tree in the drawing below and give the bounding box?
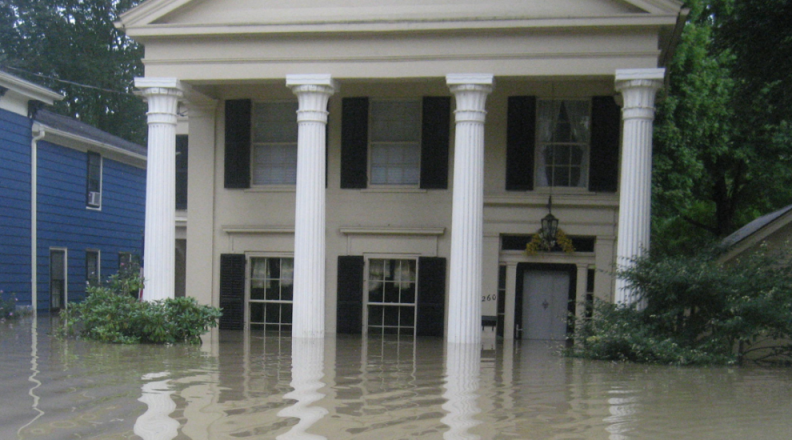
[0,0,146,145]
[652,0,792,255]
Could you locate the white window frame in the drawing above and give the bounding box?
[534,98,591,190]
[368,99,422,187]
[246,253,294,332]
[86,151,102,210]
[363,255,420,337]
[250,100,299,187]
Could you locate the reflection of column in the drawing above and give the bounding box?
[604,389,640,440]
[442,343,482,440]
[277,338,328,440]
[135,78,183,301]
[614,69,664,305]
[134,372,179,440]
[287,74,337,338]
[446,74,494,344]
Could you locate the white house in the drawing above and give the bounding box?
[117,0,686,342]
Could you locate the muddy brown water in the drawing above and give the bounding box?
[2,317,792,440]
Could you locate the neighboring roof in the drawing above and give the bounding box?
[35,110,147,158]
[0,69,64,104]
[721,204,792,252]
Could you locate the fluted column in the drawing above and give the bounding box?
[136,78,183,302]
[287,74,337,339]
[446,74,494,344]
[614,68,664,305]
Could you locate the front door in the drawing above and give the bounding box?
[517,268,572,340]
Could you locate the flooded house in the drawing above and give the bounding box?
[117,0,686,342]
[0,70,146,312]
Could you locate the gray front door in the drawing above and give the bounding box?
[522,270,570,340]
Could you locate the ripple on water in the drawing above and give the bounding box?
[3,319,792,440]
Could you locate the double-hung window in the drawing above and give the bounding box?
[535,99,591,188]
[369,100,422,186]
[536,99,590,188]
[366,258,417,336]
[86,152,102,208]
[251,101,299,186]
[249,257,294,331]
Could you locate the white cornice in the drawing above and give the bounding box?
[32,122,146,168]
[0,71,63,104]
[122,14,681,39]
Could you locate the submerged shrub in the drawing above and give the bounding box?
[567,245,792,366]
[58,269,221,344]
[1,290,29,321]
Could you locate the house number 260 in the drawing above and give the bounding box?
[481,294,497,302]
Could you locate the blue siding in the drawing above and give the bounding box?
[0,108,32,301]
[36,141,145,310]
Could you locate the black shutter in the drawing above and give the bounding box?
[224,99,251,189]
[420,97,451,189]
[506,96,536,191]
[417,257,446,337]
[589,96,621,193]
[219,254,246,330]
[337,256,364,334]
[341,97,369,189]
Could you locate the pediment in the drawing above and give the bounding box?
[121,0,682,30]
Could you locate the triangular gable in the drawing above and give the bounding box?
[120,0,682,29]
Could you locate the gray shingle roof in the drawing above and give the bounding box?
[721,204,792,248]
[35,110,146,157]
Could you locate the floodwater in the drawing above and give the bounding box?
[2,317,792,440]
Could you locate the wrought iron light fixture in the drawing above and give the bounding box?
[540,196,559,249]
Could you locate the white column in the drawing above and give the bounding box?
[136,78,183,302]
[287,74,337,339]
[614,68,664,305]
[446,74,494,344]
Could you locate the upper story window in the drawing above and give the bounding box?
[369,100,421,186]
[536,99,590,188]
[86,152,102,208]
[252,101,298,186]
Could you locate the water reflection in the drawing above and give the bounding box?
[605,388,640,440]
[277,337,328,440]
[17,314,44,436]
[134,372,179,440]
[442,343,482,440]
[3,321,792,440]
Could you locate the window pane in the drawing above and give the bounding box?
[536,100,590,188]
[249,257,293,328]
[253,102,298,143]
[370,100,420,142]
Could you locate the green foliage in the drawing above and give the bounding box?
[0,0,147,144]
[0,290,29,321]
[568,246,792,365]
[59,269,222,345]
[653,0,792,254]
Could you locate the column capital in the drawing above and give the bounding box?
[446,74,494,124]
[287,74,337,125]
[615,68,665,121]
[135,77,183,126]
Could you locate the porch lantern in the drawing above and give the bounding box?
[541,211,559,249]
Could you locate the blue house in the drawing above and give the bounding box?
[0,70,146,312]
